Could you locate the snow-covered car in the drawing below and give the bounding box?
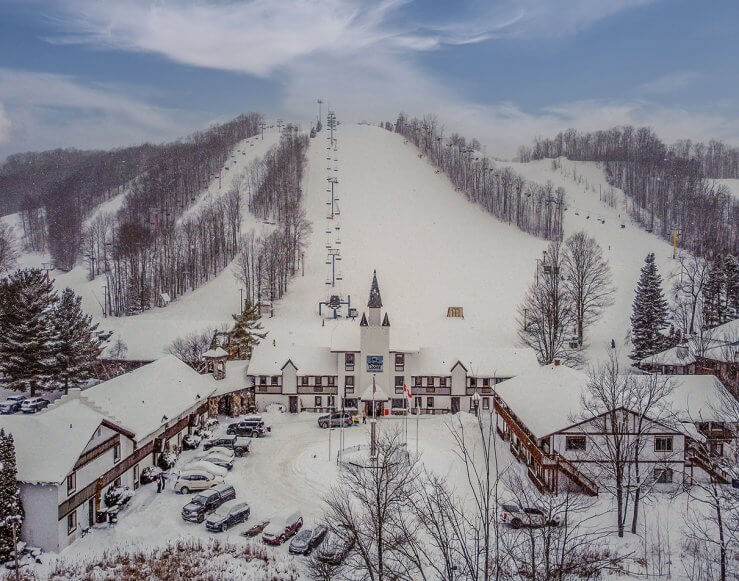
[20,397,50,414]
[174,469,224,494]
[499,503,561,529]
[200,446,236,462]
[198,454,234,471]
[289,524,328,555]
[205,500,251,532]
[0,395,27,414]
[317,529,355,564]
[202,435,251,457]
[184,460,228,479]
[262,511,303,545]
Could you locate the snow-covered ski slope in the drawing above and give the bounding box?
[4,124,680,364]
[253,124,678,368]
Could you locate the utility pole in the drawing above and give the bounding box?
[317,99,323,128]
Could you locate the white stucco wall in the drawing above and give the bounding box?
[19,483,59,552]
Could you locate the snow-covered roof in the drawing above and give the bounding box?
[496,365,733,440]
[202,347,229,359]
[208,360,250,397]
[248,344,337,376]
[329,325,420,353]
[637,374,730,423]
[83,355,215,441]
[415,346,539,377]
[360,383,390,401]
[641,345,696,366]
[0,398,118,484]
[495,364,589,439]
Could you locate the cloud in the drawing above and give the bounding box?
[14,0,735,159]
[0,68,196,156]
[639,71,701,95]
[0,104,10,147]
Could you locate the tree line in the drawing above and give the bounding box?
[103,125,308,316]
[3,114,263,271]
[233,126,311,309]
[518,126,738,257]
[387,114,565,241]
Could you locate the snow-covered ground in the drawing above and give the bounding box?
[26,410,697,580]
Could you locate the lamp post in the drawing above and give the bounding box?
[472,390,481,417]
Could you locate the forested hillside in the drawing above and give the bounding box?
[389,113,565,241]
[518,127,739,256]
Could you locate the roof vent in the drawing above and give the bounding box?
[447,307,464,318]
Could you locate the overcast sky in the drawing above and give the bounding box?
[1,0,738,158]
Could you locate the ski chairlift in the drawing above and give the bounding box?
[318,294,352,319]
[621,224,626,229]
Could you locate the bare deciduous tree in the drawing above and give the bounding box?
[0,222,18,274]
[518,241,577,365]
[562,231,614,346]
[323,427,422,580]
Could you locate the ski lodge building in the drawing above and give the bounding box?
[492,363,737,495]
[0,355,249,553]
[248,272,539,415]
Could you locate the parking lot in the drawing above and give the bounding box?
[58,410,464,565]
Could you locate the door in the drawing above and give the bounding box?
[289,396,298,414]
[88,499,95,528]
[451,397,460,414]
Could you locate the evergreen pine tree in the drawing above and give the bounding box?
[0,269,57,396]
[52,288,104,394]
[230,300,267,359]
[702,254,726,328]
[630,253,670,362]
[0,430,24,561]
[723,254,738,320]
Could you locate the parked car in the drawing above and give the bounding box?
[20,397,50,414]
[174,469,224,494]
[317,529,355,565]
[202,435,252,457]
[289,524,328,555]
[184,460,228,479]
[201,446,236,462]
[198,454,234,471]
[317,412,353,428]
[0,395,26,414]
[499,503,561,529]
[242,519,270,538]
[226,418,271,437]
[205,500,251,532]
[181,484,236,523]
[262,511,303,545]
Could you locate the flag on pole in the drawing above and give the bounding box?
[404,384,412,400]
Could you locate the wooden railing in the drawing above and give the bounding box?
[552,452,599,496]
[686,442,730,484]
